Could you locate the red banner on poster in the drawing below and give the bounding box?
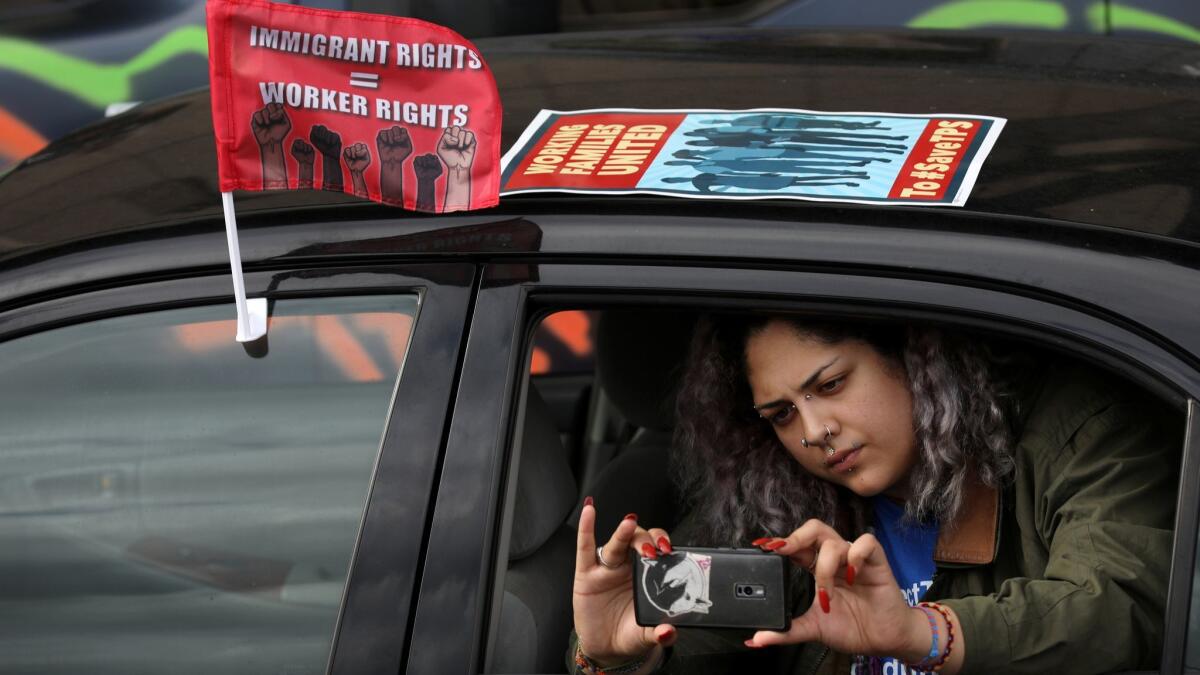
[206,0,501,212]
[887,119,982,201]
[503,113,685,191]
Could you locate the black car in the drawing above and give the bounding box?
[0,28,1198,675]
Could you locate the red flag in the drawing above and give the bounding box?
[206,0,500,212]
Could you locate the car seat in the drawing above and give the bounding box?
[490,385,578,673]
[574,310,695,539]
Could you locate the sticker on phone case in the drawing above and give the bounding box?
[641,551,714,617]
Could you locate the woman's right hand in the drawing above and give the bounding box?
[573,498,678,667]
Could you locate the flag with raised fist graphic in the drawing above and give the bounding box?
[206,0,501,213]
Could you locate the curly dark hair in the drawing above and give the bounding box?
[671,315,1020,546]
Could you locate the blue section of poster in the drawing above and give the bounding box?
[639,112,928,199]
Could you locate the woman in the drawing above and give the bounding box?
[570,315,1178,675]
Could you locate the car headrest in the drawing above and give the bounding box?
[595,310,696,432]
[509,385,577,561]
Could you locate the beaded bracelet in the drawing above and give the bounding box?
[914,601,956,672]
[573,640,656,675]
[905,604,942,670]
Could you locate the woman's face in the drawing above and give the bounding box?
[745,320,918,499]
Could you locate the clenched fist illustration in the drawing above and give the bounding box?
[291,138,315,189]
[437,126,475,212]
[310,124,344,191]
[376,125,412,205]
[252,103,291,187]
[252,103,291,147]
[413,153,443,212]
[375,125,413,205]
[343,142,371,198]
[377,126,413,166]
[437,126,476,172]
[414,153,443,181]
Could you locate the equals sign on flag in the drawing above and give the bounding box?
[350,72,379,89]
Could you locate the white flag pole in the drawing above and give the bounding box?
[221,191,268,342]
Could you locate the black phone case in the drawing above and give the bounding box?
[632,546,790,631]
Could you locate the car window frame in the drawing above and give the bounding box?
[1174,399,1200,674]
[0,262,476,675]
[407,260,1199,675]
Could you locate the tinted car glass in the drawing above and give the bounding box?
[0,295,417,675]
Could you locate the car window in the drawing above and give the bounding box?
[485,308,696,674]
[486,304,1187,675]
[0,295,417,675]
[1188,472,1200,670]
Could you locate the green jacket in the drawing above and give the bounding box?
[589,362,1180,675]
[930,363,1179,674]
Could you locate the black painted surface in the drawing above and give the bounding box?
[329,264,475,675]
[2,29,1199,264]
[407,278,526,675]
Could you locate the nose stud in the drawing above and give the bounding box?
[824,425,835,455]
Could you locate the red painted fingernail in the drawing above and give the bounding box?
[764,539,787,551]
[641,543,658,559]
[845,564,856,586]
[744,639,760,649]
[584,496,593,507]
[658,625,676,642]
[624,513,637,521]
[818,587,831,614]
[751,537,771,546]
[658,536,673,554]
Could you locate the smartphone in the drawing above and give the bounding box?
[632,546,790,631]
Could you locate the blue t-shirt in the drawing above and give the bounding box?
[851,496,939,675]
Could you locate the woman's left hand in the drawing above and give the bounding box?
[746,519,931,662]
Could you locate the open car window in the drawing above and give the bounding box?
[486,304,1189,674]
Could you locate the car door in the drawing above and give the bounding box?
[408,260,1200,675]
[0,262,473,675]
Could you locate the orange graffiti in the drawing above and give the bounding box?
[530,347,550,374]
[313,316,384,382]
[0,105,48,164]
[542,311,592,356]
[172,312,417,383]
[352,312,414,366]
[174,315,310,351]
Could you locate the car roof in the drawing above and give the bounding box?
[1,28,1198,267]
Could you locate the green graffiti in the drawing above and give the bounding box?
[907,0,1069,30]
[1084,2,1107,31]
[1104,2,1200,43]
[0,26,208,109]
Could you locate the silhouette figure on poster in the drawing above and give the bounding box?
[657,113,914,194]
